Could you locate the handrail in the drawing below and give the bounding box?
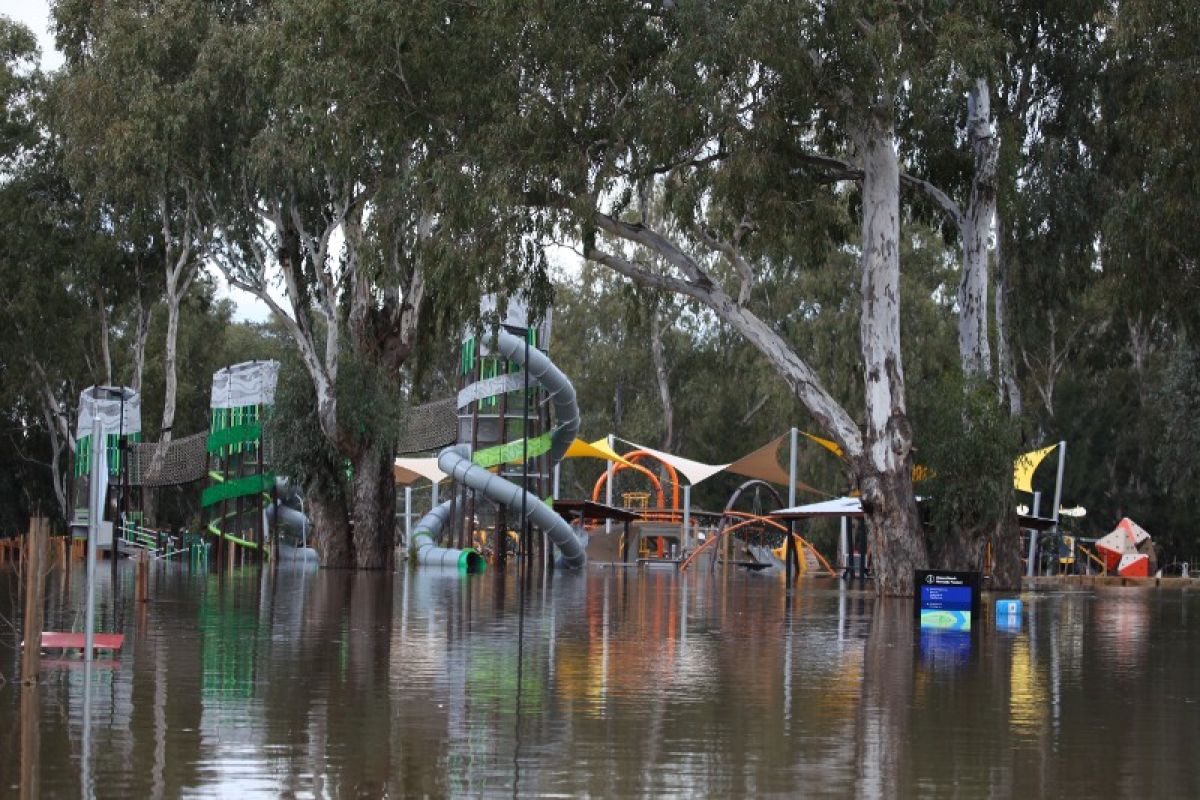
[1077,543,1108,573]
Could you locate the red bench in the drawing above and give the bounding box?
[22,632,125,653]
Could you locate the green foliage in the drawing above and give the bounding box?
[0,15,40,164]
[912,377,1020,561]
[1156,341,1200,497]
[267,351,347,511]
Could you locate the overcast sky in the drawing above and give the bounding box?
[2,0,274,322]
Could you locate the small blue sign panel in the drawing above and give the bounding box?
[914,570,981,631]
[995,598,1023,630]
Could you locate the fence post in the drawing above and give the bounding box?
[21,517,48,684]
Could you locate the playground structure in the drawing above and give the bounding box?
[69,385,142,551]
[59,298,848,578]
[61,360,309,570]
[388,296,849,575]
[203,360,282,567]
[409,301,586,571]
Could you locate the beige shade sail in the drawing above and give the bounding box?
[614,434,829,495]
[616,438,730,485]
[393,457,447,486]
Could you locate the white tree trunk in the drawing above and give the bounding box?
[96,286,112,386]
[859,127,908,477]
[160,287,181,443]
[994,217,1022,415]
[856,118,926,596]
[958,78,998,378]
[39,396,69,520]
[649,313,674,451]
[132,301,152,394]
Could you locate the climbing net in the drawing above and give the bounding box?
[127,433,210,487]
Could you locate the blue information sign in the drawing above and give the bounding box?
[914,570,980,631]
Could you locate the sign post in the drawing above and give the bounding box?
[914,570,980,631]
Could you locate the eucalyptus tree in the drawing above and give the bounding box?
[196,0,535,568]
[474,1,965,593]
[1,15,38,167]
[51,0,225,447]
[0,17,115,521]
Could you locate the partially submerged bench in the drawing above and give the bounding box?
[22,632,125,655]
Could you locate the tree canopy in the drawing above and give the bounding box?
[0,2,1197,580]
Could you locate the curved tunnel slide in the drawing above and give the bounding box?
[411,329,586,571]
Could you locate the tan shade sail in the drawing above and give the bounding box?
[393,457,446,486]
[726,435,828,496]
[1013,444,1057,493]
[613,434,829,495]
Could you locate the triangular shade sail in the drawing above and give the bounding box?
[565,438,635,468]
[726,435,827,496]
[1014,444,1057,493]
[801,431,844,459]
[393,457,446,486]
[617,438,730,485]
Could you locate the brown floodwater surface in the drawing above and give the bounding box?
[1,563,1198,798]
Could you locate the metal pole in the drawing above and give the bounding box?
[839,516,849,573]
[788,427,798,508]
[1027,491,1041,577]
[605,434,615,533]
[1049,441,1067,577]
[521,330,531,562]
[682,484,691,557]
[431,479,439,508]
[85,415,102,662]
[404,487,413,545]
[786,518,795,590]
[113,387,123,584]
[553,463,561,501]
[1051,442,1066,522]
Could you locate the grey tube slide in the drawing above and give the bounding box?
[411,328,585,570]
[411,499,487,573]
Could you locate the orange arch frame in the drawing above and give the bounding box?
[591,450,682,510]
[679,511,838,576]
[591,460,666,509]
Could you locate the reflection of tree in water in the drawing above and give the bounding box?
[854,600,914,796]
[256,570,410,796]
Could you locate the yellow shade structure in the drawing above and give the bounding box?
[564,437,635,468]
[1013,444,1058,493]
[801,431,845,459]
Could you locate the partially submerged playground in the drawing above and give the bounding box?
[29,295,1162,589]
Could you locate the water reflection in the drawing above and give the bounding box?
[1,565,1199,797]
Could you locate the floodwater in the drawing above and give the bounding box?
[1,561,1198,798]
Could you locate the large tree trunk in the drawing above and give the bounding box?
[958,78,998,378]
[856,115,926,597]
[350,441,397,570]
[994,217,1022,415]
[309,481,354,569]
[650,314,674,451]
[40,401,69,523]
[95,286,113,386]
[160,292,181,443]
[989,497,1023,591]
[131,301,152,394]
